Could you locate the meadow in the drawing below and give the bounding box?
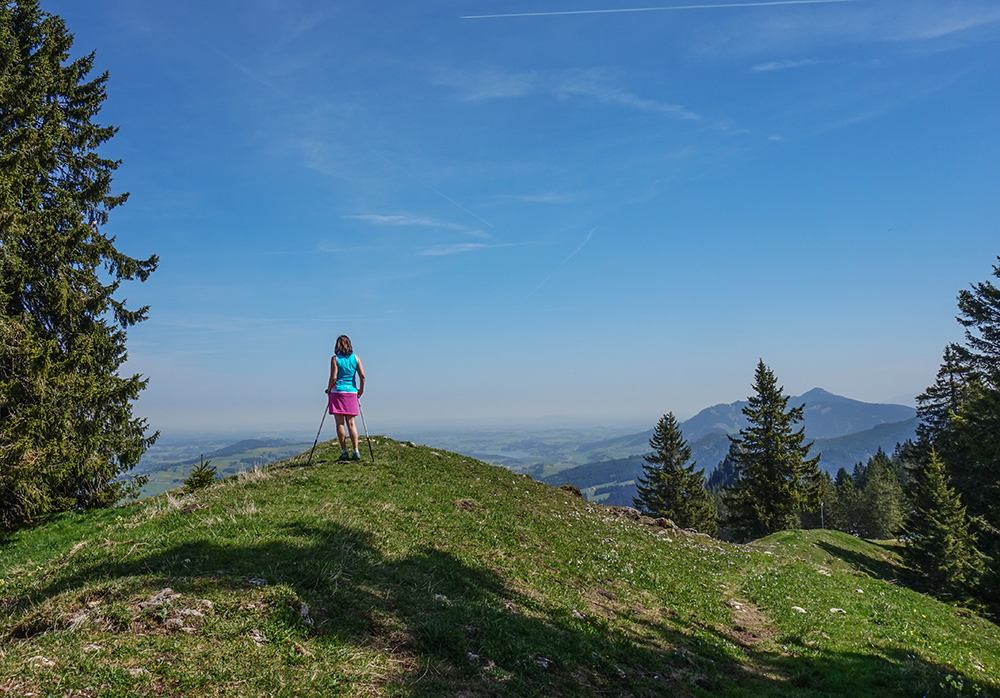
[1,437,997,697]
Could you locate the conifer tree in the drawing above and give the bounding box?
[955,255,1000,385]
[830,468,857,532]
[798,471,837,530]
[911,258,1000,604]
[902,451,982,599]
[854,451,904,540]
[183,456,217,494]
[634,412,716,535]
[722,360,821,541]
[915,344,974,449]
[947,385,1000,601]
[0,1,157,528]
[705,456,736,493]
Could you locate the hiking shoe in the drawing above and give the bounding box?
[351,451,362,461]
[339,450,349,460]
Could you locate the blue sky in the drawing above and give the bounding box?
[45,0,1000,433]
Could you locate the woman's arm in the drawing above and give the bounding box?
[326,356,338,393]
[356,359,365,397]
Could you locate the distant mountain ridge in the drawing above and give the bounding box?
[680,387,915,441]
[568,388,915,463]
[539,390,919,506]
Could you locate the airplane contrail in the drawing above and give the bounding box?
[463,0,861,20]
[529,227,597,296]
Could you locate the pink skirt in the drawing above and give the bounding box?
[328,391,359,416]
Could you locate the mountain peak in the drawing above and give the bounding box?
[798,387,836,400]
[682,389,916,441]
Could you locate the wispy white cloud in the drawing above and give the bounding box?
[494,192,578,204]
[436,68,700,120]
[417,242,523,256]
[343,214,467,230]
[343,214,491,241]
[752,58,824,72]
[890,5,1000,41]
[701,1,1000,57]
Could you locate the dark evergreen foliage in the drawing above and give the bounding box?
[183,456,217,494]
[902,451,982,600]
[829,468,857,532]
[853,453,904,540]
[705,456,736,493]
[913,256,1000,610]
[0,1,157,528]
[798,470,837,530]
[915,344,974,449]
[633,413,716,535]
[955,256,1000,385]
[722,360,822,541]
[833,467,853,490]
[823,451,906,539]
[947,385,1000,602]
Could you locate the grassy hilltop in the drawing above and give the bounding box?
[1,438,998,697]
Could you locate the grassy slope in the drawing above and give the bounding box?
[1,438,998,697]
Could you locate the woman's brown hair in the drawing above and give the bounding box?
[335,335,353,356]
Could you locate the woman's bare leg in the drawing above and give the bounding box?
[346,416,359,451]
[335,414,347,450]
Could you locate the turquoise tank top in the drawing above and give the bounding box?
[335,353,359,393]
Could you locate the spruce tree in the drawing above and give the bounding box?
[902,451,982,600]
[830,468,857,533]
[0,1,157,528]
[948,385,1000,602]
[915,344,974,449]
[911,256,1000,610]
[854,451,904,540]
[798,471,836,530]
[955,255,1000,384]
[183,456,217,494]
[633,412,716,535]
[722,360,822,541]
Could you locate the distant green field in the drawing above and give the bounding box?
[135,440,312,498]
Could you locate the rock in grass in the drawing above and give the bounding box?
[559,484,583,498]
[453,498,483,512]
[139,588,180,610]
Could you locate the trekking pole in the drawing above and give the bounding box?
[306,400,328,466]
[358,400,375,463]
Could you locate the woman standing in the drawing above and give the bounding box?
[326,335,366,460]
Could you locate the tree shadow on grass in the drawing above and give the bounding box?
[12,519,997,697]
[815,540,905,585]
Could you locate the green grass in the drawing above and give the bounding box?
[2,437,998,697]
